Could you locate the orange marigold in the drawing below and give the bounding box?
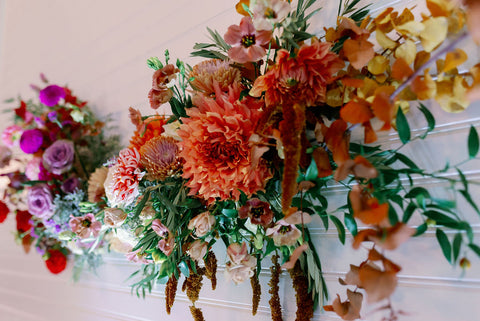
[250,38,344,107]
[178,83,271,204]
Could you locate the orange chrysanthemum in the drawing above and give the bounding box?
[250,38,344,107]
[189,59,241,96]
[129,115,166,150]
[178,83,271,204]
[140,136,183,181]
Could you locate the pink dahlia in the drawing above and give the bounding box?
[224,16,272,63]
[106,148,145,207]
[178,84,271,204]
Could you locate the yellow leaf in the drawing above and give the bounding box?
[368,55,389,75]
[376,74,387,83]
[394,8,415,26]
[427,0,455,17]
[420,17,448,52]
[395,20,425,36]
[436,77,470,113]
[411,69,436,100]
[376,30,397,49]
[444,49,468,72]
[326,87,344,107]
[395,40,417,65]
[414,51,431,71]
[358,78,379,100]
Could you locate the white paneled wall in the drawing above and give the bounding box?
[0,1,479,321]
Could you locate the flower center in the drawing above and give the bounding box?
[241,34,256,48]
[279,225,292,234]
[81,219,91,228]
[286,78,299,87]
[251,206,264,219]
[264,7,277,19]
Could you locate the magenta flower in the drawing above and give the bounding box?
[42,139,75,175]
[19,129,44,154]
[39,85,66,107]
[224,16,272,63]
[27,184,54,220]
[69,213,102,239]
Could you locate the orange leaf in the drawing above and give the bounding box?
[356,199,389,225]
[359,262,398,303]
[312,147,333,178]
[235,0,250,16]
[352,229,378,249]
[444,49,468,72]
[391,58,413,81]
[340,100,374,124]
[363,121,377,144]
[341,78,364,88]
[281,244,309,269]
[371,86,396,129]
[343,36,375,70]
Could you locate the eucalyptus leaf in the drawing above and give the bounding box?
[436,229,452,263]
[468,126,479,159]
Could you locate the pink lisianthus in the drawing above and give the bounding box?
[224,16,272,63]
[69,213,102,239]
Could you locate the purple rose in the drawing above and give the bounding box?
[19,129,44,154]
[43,140,75,175]
[61,176,81,194]
[39,85,66,107]
[27,184,54,219]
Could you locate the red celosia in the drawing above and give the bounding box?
[178,83,271,204]
[250,38,344,107]
[45,249,67,274]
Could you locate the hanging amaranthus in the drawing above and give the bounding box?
[204,251,217,290]
[268,255,282,321]
[165,274,178,314]
[250,274,261,315]
[289,262,314,321]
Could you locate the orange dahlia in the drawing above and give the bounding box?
[178,84,271,204]
[250,38,344,107]
[189,59,241,96]
[129,114,166,150]
[139,136,183,181]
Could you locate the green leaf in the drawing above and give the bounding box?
[178,261,190,278]
[418,104,435,138]
[388,202,399,225]
[222,208,238,218]
[396,152,419,169]
[468,126,479,159]
[459,190,480,216]
[305,158,319,181]
[452,233,462,263]
[344,213,357,236]
[405,187,430,199]
[402,202,417,223]
[436,229,452,263]
[396,105,410,144]
[329,215,346,244]
[468,243,480,258]
[414,223,428,236]
[423,210,458,226]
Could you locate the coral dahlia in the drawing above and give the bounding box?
[178,84,271,204]
[250,38,344,107]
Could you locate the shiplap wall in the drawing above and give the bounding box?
[0,1,479,320]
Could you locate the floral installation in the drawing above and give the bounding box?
[0,75,120,276]
[107,0,480,320]
[1,0,480,321]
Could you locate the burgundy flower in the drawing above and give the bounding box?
[61,176,81,194]
[45,249,67,274]
[19,129,44,154]
[238,198,273,228]
[39,85,66,107]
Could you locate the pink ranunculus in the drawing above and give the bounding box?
[224,16,272,63]
[188,211,216,237]
[187,239,208,262]
[227,242,249,265]
[224,254,257,285]
[69,213,102,239]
